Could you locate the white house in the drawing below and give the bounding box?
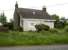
[14,2,55,31]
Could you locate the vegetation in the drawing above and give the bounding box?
[0,13,68,46]
[51,14,66,29]
[64,26,68,32]
[3,19,14,30]
[54,20,66,29]
[0,27,68,46]
[35,24,50,32]
[51,14,59,20]
[0,12,7,24]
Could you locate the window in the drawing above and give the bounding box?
[32,12,36,15]
[31,23,34,26]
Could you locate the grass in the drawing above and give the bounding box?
[0,30,68,46]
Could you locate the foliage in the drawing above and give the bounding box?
[64,26,68,32]
[51,14,66,29]
[60,17,66,25]
[0,13,7,24]
[49,28,59,33]
[51,14,64,28]
[0,31,68,46]
[3,19,14,30]
[51,14,59,20]
[0,26,8,32]
[3,22,14,30]
[54,20,66,29]
[60,17,65,20]
[18,26,23,32]
[35,24,50,32]
[53,16,67,29]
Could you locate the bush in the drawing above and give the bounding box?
[0,26,9,32]
[35,24,50,32]
[3,23,14,30]
[49,29,58,33]
[54,20,66,29]
[18,27,23,32]
[64,26,68,32]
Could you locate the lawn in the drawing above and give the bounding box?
[0,31,68,46]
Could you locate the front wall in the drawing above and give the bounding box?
[20,19,54,31]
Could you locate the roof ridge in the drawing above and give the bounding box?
[18,8,42,11]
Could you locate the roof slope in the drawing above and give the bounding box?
[16,8,52,19]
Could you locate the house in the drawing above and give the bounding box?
[14,2,55,31]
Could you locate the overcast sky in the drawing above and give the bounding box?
[0,0,68,22]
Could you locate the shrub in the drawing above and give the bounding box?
[64,26,68,32]
[35,24,50,32]
[0,26,9,32]
[49,28,58,33]
[54,20,66,29]
[28,30,34,32]
[18,26,23,32]
[3,23,14,30]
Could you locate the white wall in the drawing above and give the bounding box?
[20,18,55,31]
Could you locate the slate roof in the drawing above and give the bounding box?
[16,8,53,19]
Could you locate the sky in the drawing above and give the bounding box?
[0,0,68,22]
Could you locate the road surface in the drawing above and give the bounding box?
[0,45,68,50]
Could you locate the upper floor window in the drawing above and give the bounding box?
[31,23,34,26]
[32,12,36,15]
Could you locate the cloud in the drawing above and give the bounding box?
[0,0,68,22]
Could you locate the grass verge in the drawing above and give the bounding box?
[0,31,68,46]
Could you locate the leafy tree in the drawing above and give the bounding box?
[51,14,59,20]
[54,17,66,29]
[0,12,7,24]
[54,21,65,28]
[51,14,66,29]
[60,17,66,27]
[60,17,65,20]
[3,19,14,30]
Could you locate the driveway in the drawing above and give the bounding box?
[0,45,68,50]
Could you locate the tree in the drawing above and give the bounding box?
[0,12,7,24]
[51,14,60,28]
[60,17,65,20]
[54,17,66,29]
[51,14,59,20]
[51,14,66,28]
[60,17,66,27]
[3,19,14,30]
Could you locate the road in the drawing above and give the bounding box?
[0,45,68,50]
